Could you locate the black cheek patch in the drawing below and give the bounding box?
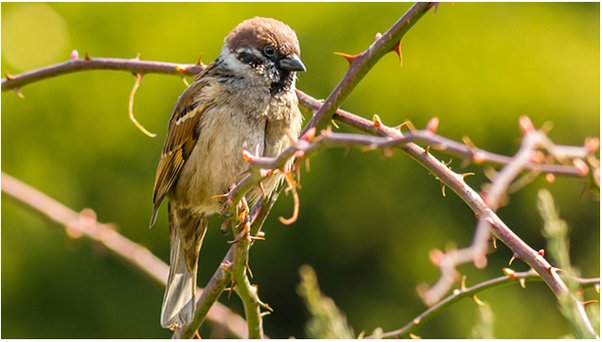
[238,51,261,68]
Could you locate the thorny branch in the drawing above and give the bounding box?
[419,116,597,307]
[0,172,248,338]
[369,270,600,339]
[3,2,599,338]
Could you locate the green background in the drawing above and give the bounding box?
[2,2,599,338]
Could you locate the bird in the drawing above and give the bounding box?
[150,17,306,329]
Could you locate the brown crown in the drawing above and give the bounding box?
[225,17,300,57]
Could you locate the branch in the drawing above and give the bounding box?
[0,172,247,338]
[1,56,203,91]
[174,191,280,338]
[295,97,599,338]
[369,270,600,339]
[302,2,436,132]
[419,117,592,306]
[0,57,588,178]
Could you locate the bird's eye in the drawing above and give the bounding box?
[263,45,276,57]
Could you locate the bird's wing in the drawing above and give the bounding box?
[150,76,214,227]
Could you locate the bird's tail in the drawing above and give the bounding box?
[161,204,207,329]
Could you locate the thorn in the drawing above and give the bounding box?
[432,2,440,14]
[228,221,250,244]
[242,149,254,163]
[330,119,340,129]
[278,172,300,225]
[334,51,362,66]
[259,300,274,312]
[70,49,79,60]
[424,145,431,155]
[535,121,553,136]
[181,77,190,87]
[375,32,382,41]
[492,236,497,249]
[582,299,599,307]
[502,267,516,279]
[304,157,311,173]
[537,249,545,257]
[197,54,203,65]
[459,172,475,180]
[246,259,254,278]
[5,72,15,80]
[260,311,272,317]
[133,52,141,60]
[509,253,517,265]
[294,150,305,159]
[373,114,383,129]
[250,231,266,241]
[14,88,25,99]
[357,331,366,339]
[471,295,485,306]
[462,135,475,149]
[413,318,421,325]
[390,40,403,66]
[426,116,439,133]
[409,333,421,339]
[460,275,467,291]
[573,159,589,176]
[175,64,191,73]
[441,183,446,197]
[453,289,461,295]
[595,284,600,294]
[545,173,556,183]
[84,51,91,61]
[396,120,416,132]
[128,73,156,138]
[519,277,527,289]
[518,115,535,135]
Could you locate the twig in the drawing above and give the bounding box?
[174,191,280,339]
[128,73,156,137]
[419,117,587,306]
[369,270,600,339]
[0,59,585,177]
[1,56,203,91]
[302,2,436,132]
[295,96,598,338]
[1,172,247,338]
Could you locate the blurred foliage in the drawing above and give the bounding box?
[297,265,354,338]
[470,302,495,339]
[538,189,600,338]
[2,2,599,338]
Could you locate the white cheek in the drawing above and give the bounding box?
[220,46,250,73]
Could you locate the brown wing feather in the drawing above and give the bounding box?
[149,77,211,227]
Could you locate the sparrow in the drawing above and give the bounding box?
[150,17,306,329]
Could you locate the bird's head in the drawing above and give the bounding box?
[223,17,306,95]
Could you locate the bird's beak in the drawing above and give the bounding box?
[279,54,306,72]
